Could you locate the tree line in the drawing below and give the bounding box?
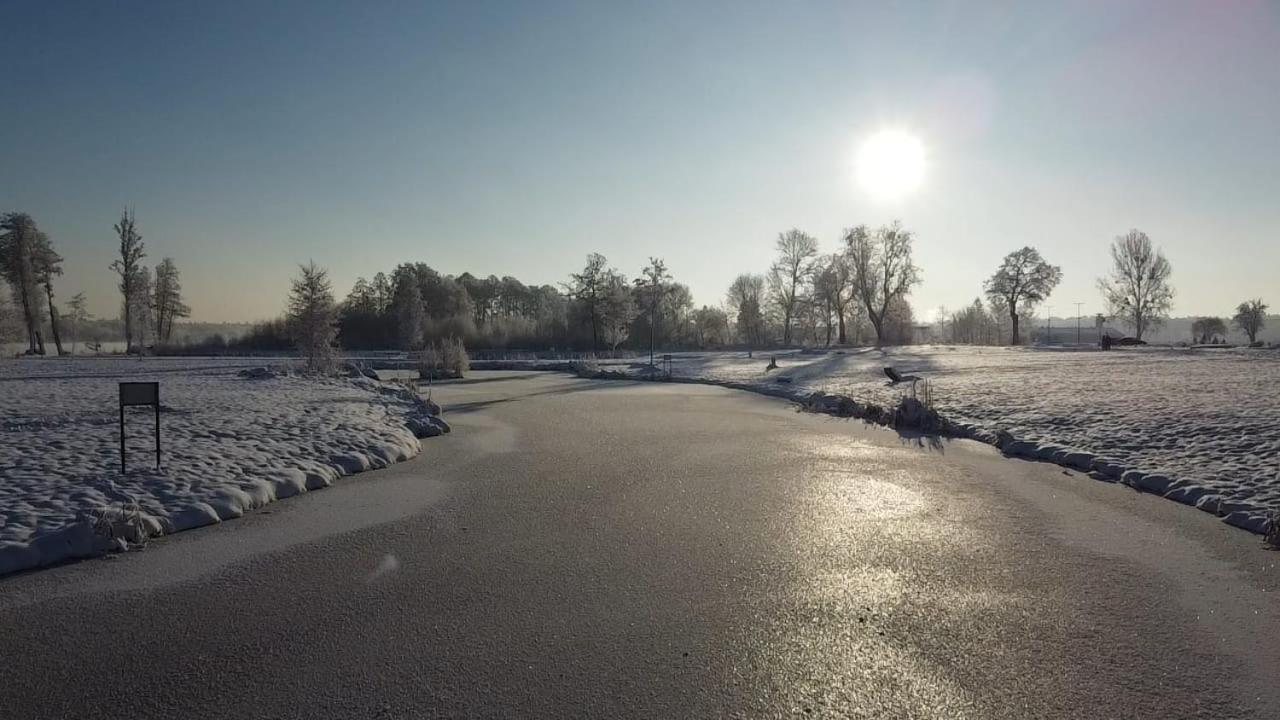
[724,222,923,351]
[1,209,191,354]
[933,229,1266,346]
[275,220,929,362]
[267,257,728,356]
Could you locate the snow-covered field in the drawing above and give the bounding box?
[605,346,1280,534]
[0,357,446,576]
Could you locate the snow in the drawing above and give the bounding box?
[604,346,1280,534]
[0,357,445,576]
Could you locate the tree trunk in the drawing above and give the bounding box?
[1010,309,1020,346]
[44,283,64,355]
[17,280,39,353]
[837,310,847,345]
[590,306,599,354]
[123,291,133,353]
[870,316,885,347]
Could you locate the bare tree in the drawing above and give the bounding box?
[726,273,766,352]
[151,257,191,343]
[130,266,153,349]
[634,257,671,365]
[814,253,855,345]
[109,209,146,352]
[287,261,339,372]
[67,292,92,353]
[767,229,819,345]
[1096,230,1173,341]
[846,222,922,346]
[1232,298,1267,344]
[1191,316,1228,344]
[0,212,45,354]
[565,253,623,353]
[32,233,65,354]
[983,247,1062,345]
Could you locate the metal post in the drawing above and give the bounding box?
[120,406,126,473]
[154,403,161,469]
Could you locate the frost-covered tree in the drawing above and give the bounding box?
[846,222,922,346]
[726,273,766,351]
[691,306,730,347]
[601,271,635,352]
[983,247,1062,345]
[951,298,1000,345]
[767,229,818,345]
[152,257,191,343]
[370,271,393,314]
[390,270,424,350]
[66,292,92,353]
[565,253,624,353]
[129,267,153,349]
[287,261,339,371]
[32,232,65,354]
[633,257,671,364]
[1232,298,1267,344]
[1191,317,1228,344]
[0,212,46,353]
[109,209,146,352]
[0,288,22,343]
[1096,230,1173,341]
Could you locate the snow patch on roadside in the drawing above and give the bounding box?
[0,357,448,577]
[572,348,1280,539]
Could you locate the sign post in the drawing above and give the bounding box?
[119,382,161,473]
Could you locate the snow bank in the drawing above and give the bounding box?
[592,347,1280,536]
[0,357,448,576]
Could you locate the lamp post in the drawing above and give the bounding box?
[1046,305,1053,345]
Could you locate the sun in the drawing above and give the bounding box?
[855,129,926,201]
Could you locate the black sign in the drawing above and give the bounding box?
[118,382,161,472]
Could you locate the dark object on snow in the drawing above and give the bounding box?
[1100,335,1113,350]
[765,356,778,371]
[1116,337,1147,346]
[774,375,793,384]
[883,367,921,384]
[238,366,279,379]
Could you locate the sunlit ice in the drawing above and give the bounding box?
[855,129,926,201]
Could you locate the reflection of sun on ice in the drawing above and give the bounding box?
[855,129,926,201]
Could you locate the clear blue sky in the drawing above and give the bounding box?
[2,0,1276,322]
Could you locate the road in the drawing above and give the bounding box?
[2,371,1278,719]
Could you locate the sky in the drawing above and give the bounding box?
[2,0,1277,323]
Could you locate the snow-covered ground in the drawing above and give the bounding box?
[0,357,446,576]
[604,346,1280,534]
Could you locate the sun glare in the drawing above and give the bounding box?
[855,129,926,201]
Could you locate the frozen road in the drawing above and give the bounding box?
[2,371,1278,719]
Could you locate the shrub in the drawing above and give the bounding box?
[419,336,469,379]
[570,355,600,377]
